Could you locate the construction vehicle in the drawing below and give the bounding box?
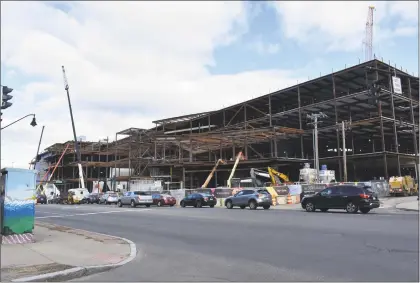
[389,176,418,196]
[62,66,86,190]
[201,159,226,188]
[234,167,291,188]
[227,151,244,189]
[268,167,292,185]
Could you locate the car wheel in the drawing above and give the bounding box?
[131,200,136,208]
[181,201,186,208]
[170,204,174,207]
[320,208,329,212]
[359,208,370,214]
[146,204,151,207]
[346,202,358,213]
[249,200,257,210]
[305,202,316,212]
[210,205,214,208]
[240,205,246,209]
[117,200,122,207]
[157,201,163,207]
[196,201,202,208]
[263,204,270,210]
[225,200,233,209]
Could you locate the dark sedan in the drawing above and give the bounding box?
[86,193,101,204]
[36,194,47,204]
[180,193,217,208]
[301,185,380,214]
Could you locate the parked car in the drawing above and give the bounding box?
[118,191,153,207]
[224,189,271,210]
[301,185,380,214]
[86,193,100,204]
[152,193,176,207]
[36,194,47,204]
[68,188,90,204]
[180,193,217,208]
[99,192,119,205]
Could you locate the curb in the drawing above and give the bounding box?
[12,223,137,282]
[394,201,419,213]
[395,207,419,212]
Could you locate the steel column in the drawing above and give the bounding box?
[389,67,401,176]
[332,72,342,180]
[269,94,272,127]
[298,85,304,159]
[407,78,419,180]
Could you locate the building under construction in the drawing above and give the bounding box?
[39,59,419,191]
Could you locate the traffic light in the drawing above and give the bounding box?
[1,86,13,110]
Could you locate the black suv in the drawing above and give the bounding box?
[301,185,380,214]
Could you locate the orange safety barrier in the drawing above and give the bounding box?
[286,193,292,204]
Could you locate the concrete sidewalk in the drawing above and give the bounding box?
[396,200,419,212]
[1,222,133,282]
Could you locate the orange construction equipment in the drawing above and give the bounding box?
[286,193,292,204]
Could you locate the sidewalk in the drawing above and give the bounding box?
[1,222,133,282]
[395,200,419,212]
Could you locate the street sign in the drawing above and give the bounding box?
[392,76,402,94]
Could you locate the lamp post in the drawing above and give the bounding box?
[1,114,37,130]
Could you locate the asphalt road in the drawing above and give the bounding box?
[35,204,419,282]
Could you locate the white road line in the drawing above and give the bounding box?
[36,211,64,215]
[35,209,151,219]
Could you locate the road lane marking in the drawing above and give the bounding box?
[36,211,64,215]
[35,209,151,219]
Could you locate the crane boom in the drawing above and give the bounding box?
[62,66,85,189]
[201,159,226,188]
[227,151,243,188]
[364,6,375,61]
[62,66,81,163]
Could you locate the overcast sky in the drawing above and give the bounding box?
[1,1,418,168]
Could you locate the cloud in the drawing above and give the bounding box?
[271,1,418,53]
[0,1,417,169]
[0,1,307,168]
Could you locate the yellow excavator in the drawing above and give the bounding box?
[201,159,226,188]
[267,167,291,185]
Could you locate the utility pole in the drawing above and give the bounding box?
[342,121,347,182]
[106,137,109,181]
[32,125,45,170]
[307,112,328,181]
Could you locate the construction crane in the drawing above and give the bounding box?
[62,66,86,189]
[227,151,244,188]
[201,159,226,188]
[364,6,375,62]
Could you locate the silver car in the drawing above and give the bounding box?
[224,189,272,210]
[118,191,153,207]
[100,192,119,204]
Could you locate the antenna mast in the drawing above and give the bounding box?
[364,6,375,61]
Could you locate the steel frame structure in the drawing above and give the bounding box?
[41,59,419,190]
